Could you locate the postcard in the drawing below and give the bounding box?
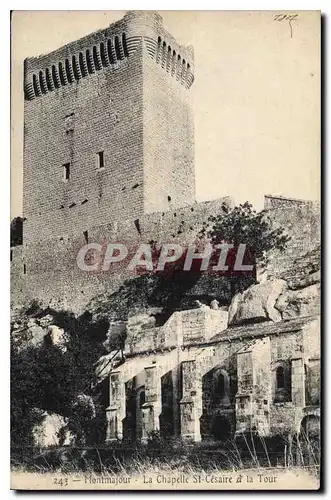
[10,10,320,490]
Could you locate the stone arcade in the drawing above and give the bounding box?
[99,307,320,444]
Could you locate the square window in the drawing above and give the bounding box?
[97,151,105,169]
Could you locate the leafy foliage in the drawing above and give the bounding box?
[203,201,291,265]
[11,307,109,449]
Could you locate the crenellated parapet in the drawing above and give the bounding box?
[24,10,194,101]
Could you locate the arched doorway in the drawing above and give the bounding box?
[201,367,234,441]
[297,415,320,466]
[160,371,174,438]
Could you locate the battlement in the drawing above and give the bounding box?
[24,11,194,101]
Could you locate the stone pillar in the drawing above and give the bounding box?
[172,366,181,438]
[180,360,202,442]
[291,355,305,408]
[105,371,125,442]
[141,365,162,443]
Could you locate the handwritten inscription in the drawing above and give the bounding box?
[274,13,298,38]
[274,14,298,22]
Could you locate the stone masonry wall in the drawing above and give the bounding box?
[143,48,195,213]
[263,196,320,280]
[23,42,144,245]
[103,313,319,441]
[11,196,233,314]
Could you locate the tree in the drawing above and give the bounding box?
[201,201,291,293]
[206,201,290,260]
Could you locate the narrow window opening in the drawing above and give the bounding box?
[134,219,141,235]
[10,250,13,261]
[63,162,71,182]
[276,366,285,389]
[97,151,105,169]
[214,373,226,405]
[167,195,172,202]
[274,364,291,403]
[23,264,26,274]
[83,230,88,244]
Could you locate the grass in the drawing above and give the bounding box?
[11,431,320,477]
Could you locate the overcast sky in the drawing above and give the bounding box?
[11,10,320,218]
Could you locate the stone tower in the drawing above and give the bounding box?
[23,11,195,244]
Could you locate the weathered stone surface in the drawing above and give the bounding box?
[32,412,72,447]
[127,313,157,335]
[46,325,67,352]
[286,270,320,290]
[275,284,320,320]
[228,279,286,326]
